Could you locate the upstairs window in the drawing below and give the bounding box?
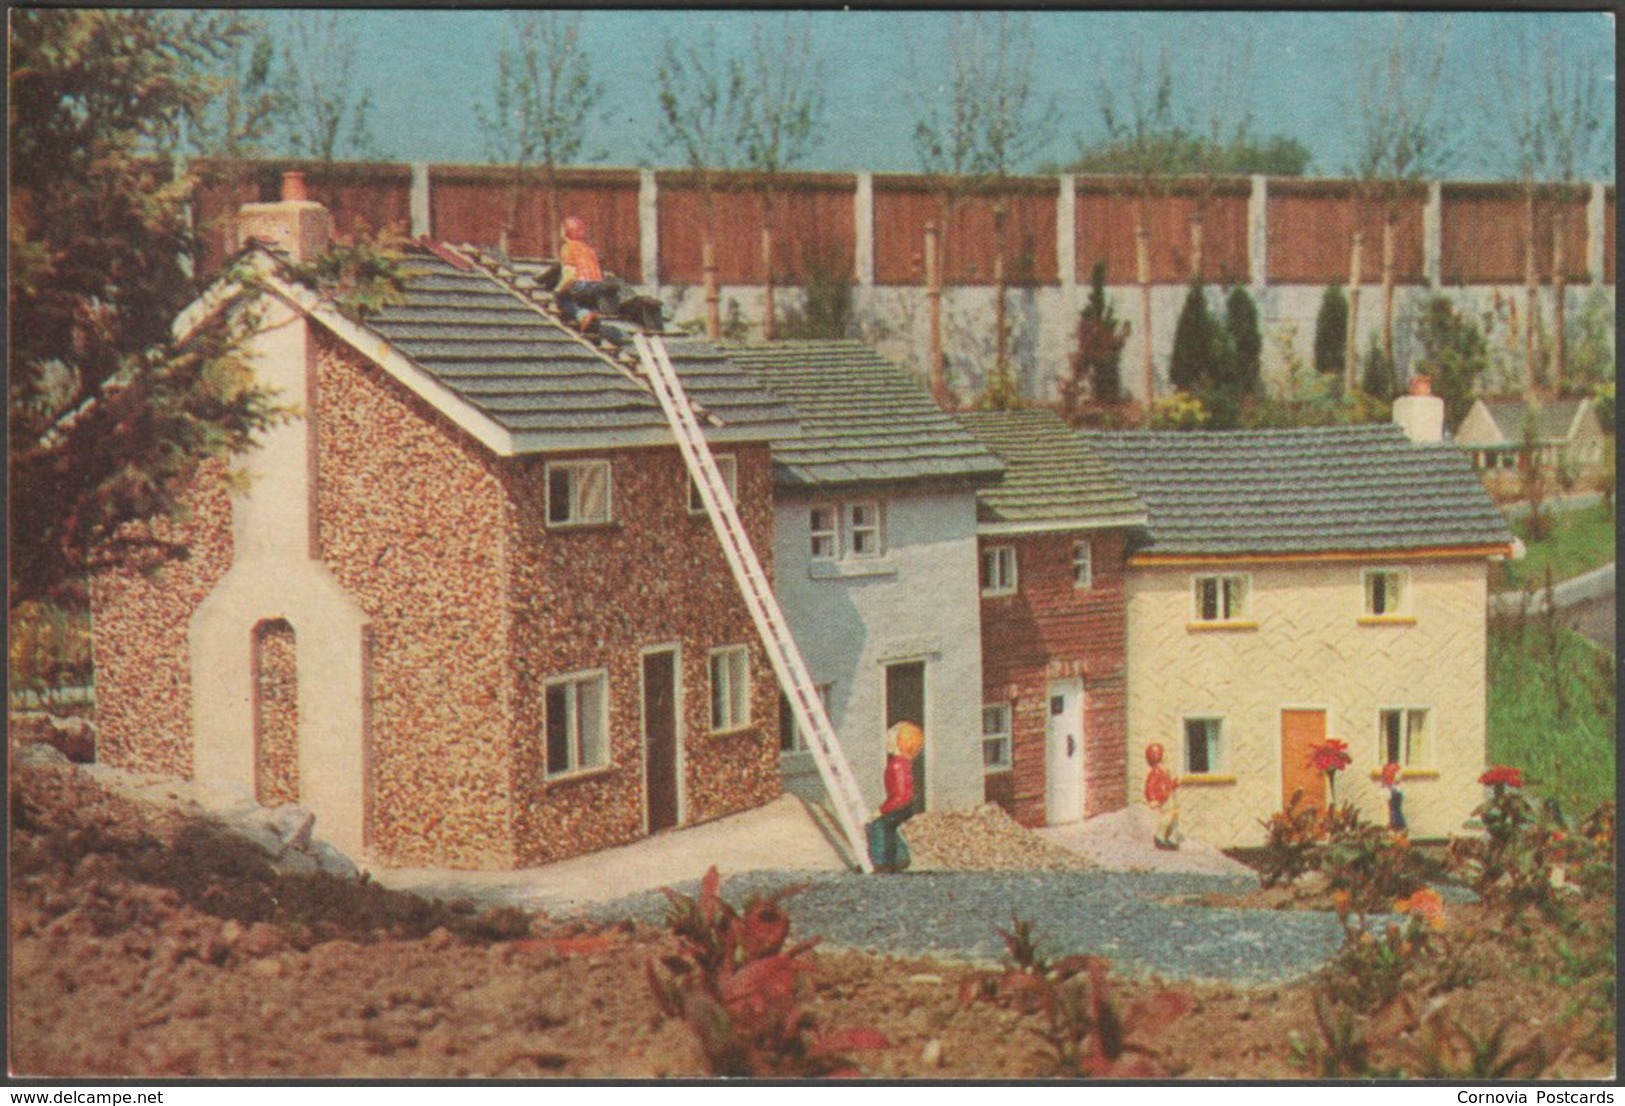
[847,502,883,558]
[1364,569,1409,617]
[1194,574,1249,622]
[545,671,608,778]
[1380,708,1430,767]
[689,454,738,514]
[981,704,1013,772]
[1073,540,1094,589]
[1183,716,1225,775]
[809,506,839,560]
[546,460,611,526]
[710,646,751,732]
[982,546,1018,596]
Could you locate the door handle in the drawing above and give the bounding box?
[1067,735,1076,757]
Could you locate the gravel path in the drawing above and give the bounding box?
[589,868,1348,986]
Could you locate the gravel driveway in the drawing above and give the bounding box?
[590,868,1347,986]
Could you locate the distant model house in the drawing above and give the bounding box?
[956,410,1147,827]
[1454,397,1608,483]
[1084,421,1515,846]
[90,180,800,869]
[721,341,1005,816]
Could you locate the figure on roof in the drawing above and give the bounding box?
[557,215,607,333]
[868,721,924,873]
[1144,742,1181,850]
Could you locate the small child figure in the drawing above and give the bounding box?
[557,215,607,332]
[868,721,924,873]
[1381,761,1407,833]
[1144,742,1182,850]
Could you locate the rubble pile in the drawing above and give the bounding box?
[903,804,1095,872]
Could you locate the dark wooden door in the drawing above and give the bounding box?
[644,651,679,832]
[885,661,926,812]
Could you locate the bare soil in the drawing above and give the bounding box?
[8,761,1615,1080]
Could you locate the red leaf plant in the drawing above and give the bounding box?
[646,866,889,1077]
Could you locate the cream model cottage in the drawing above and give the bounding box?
[90,182,801,869]
[1085,419,1516,846]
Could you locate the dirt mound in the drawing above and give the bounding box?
[904,804,1094,872]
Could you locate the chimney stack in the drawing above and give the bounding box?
[237,170,331,262]
[1392,375,1446,443]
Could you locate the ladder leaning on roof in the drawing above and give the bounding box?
[632,333,875,874]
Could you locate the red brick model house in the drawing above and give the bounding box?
[956,411,1148,827]
[90,184,799,869]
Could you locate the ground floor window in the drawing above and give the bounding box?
[1183,716,1225,774]
[1379,707,1430,767]
[778,683,832,753]
[545,671,608,777]
[981,703,1013,771]
[710,646,751,732]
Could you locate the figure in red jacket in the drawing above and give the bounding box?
[868,721,924,872]
[1144,742,1182,850]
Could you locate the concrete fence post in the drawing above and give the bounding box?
[855,172,875,287]
[640,169,660,288]
[1424,180,1442,290]
[1587,181,1606,286]
[1249,175,1268,289]
[410,163,431,239]
[1058,174,1077,298]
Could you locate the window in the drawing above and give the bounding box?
[1183,717,1224,775]
[544,672,608,777]
[710,646,751,732]
[1073,540,1094,589]
[981,704,1013,772]
[982,546,1018,595]
[1194,574,1248,622]
[546,460,611,526]
[1379,708,1430,767]
[778,683,833,753]
[688,454,737,514]
[809,506,839,560]
[847,502,883,557]
[1364,569,1408,616]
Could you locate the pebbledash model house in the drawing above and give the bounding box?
[955,410,1147,828]
[720,342,1005,817]
[90,182,803,869]
[1085,400,1516,847]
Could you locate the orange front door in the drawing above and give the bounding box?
[1281,709,1328,812]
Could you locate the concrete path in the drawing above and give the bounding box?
[1490,561,1615,620]
[1036,805,1254,877]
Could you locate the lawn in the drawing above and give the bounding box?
[1496,502,1617,593]
[1488,611,1616,815]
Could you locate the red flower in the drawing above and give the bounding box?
[1308,739,1352,776]
[1479,766,1523,789]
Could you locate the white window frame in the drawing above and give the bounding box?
[1073,540,1094,589]
[1378,707,1431,768]
[780,682,832,754]
[1193,573,1249,622]
[1182,715,1225,775]
[709,645,752,733]
[545,460,612,527]
[1362,567,1410,617]
[689,453,737,514]
[543,669,610,779]
[982,545,1018,596]
[846,501,884,559]
[981,703,1013,773]
[809,505,840,561]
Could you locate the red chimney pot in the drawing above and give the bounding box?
[1408,375,1433,397]
[282,171,308,203]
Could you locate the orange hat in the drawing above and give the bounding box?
[889,721,924,759]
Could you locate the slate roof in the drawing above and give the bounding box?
[719,341,1005,491]
[956,410,1146,531]
[1080,424,1514,557]
[357,248,797,448]
[1474,399,1593,444]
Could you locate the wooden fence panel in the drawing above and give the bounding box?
[872,178,1057,286]
[1075,181,1249,286]
[1441,184,1589,285]
[1267,181,1425,286]
[658,175,855,286]
[429,168,641,275]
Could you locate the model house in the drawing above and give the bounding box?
[1084,417,1515,846]
[720,341,1005,816]
[1454,396,1608,489]
[90,179,800,869]
[956,410,1147,827]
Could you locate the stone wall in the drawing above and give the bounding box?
[980,529,1131,826]
[89,461,235,778]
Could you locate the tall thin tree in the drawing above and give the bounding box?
[276,11,382,163]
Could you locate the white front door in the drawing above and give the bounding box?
[1045,678,1084,824]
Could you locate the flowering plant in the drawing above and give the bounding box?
[1308,738,1353,802]
[1479,765,1523,790]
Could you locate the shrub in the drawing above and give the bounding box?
[1146,391,1210,431]
[1313,284,1349,377]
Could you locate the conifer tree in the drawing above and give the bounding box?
[1063,261,1129,417]
[1313,284,1350,376]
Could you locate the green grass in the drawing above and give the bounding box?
[1495,503,1617,593]
[1487,613,1616,815]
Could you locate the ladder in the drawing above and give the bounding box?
[632,333,875,873]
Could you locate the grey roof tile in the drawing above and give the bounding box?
[1476,398,1592,443]
[718,341,1005,490]
[957,410,1145,528]
[1080,424,1514,556]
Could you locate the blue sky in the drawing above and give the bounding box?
[264,9,1616,181]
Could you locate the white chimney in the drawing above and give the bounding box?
[1393,375,1445,443]
[237,170,332,262]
